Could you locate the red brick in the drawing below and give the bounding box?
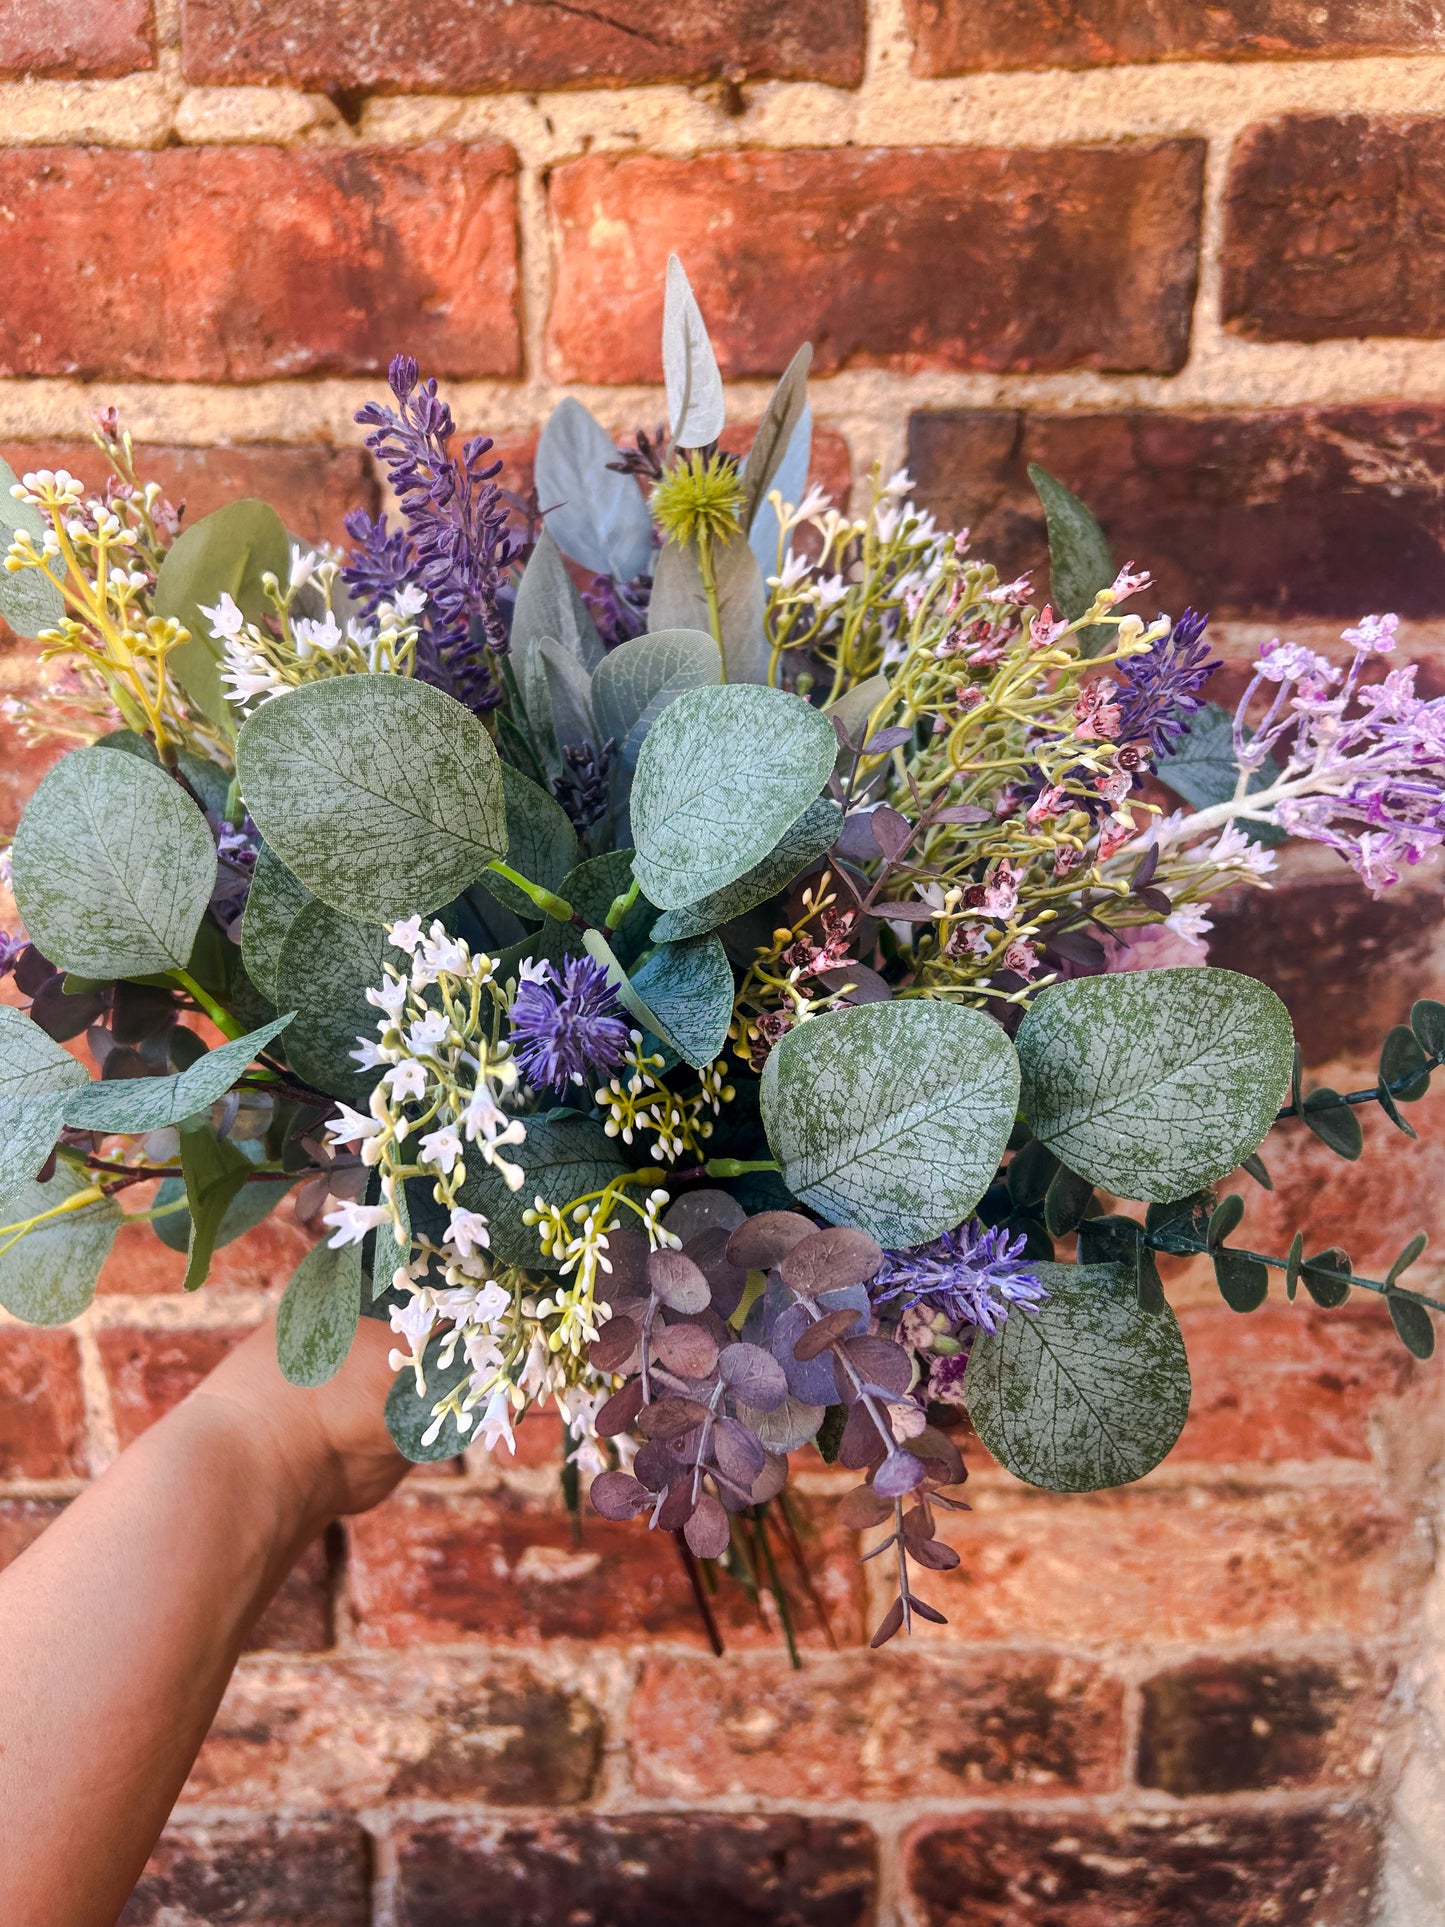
[97,1326,251,1446]
[347,1487,863,1649]
[97,1191,312,1298]
[0,1327,87,1479]
[0,145,520,382]
[907,0,1445,75]
[0,1,154,79]
[904,404,1445,619]
[1223,115,1445,344]
[905,1807,1378,1927]
[185,1652,601,1808]
[630,1650,1124,1801]
[1137,1652,1392,1795]
[119,1815,370,1927]
[0,1497,65,1570]
[547,145,1204,382]
[181,0,866,91]
[886,1480,1428,1647]
[393,1813,876,1927]
[245,1533,334,1653]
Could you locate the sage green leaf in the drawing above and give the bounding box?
[154,499,290,730]
[62,1013,293,1133]
[12,746,218,979]
[648,534,768,684]
[1028,462,1114,656]
[825,673,892,753]
[512,528,604,672]
[536,398,653,582]
[0,1093,70,1213]
[630,684,838,910]
[481,764,579,924]
[630,934,733,1069]
[1017,967,1295,1203]
[460,1110,629,1270]
[964,1261,1191,1492]
[740,344,812,534]
[0,1164,121,1325]
[275,902,389,1102]
[537,635,597,752]
[241,844,313,1006]
[178,1121,254,1292]
[235,675,506,923]
[0,1005,88,1101]
[562,848,652,966]
[152,1170,293,1255]
[760,1001,1020,1246]
[277,1237,361,1387]
[592,628,722,771]
[0,457,64,639]
[749,398,812,579]
[662,254,725,449]
[1154,703,1284,844]
[386,1331,473,1462]
[650,797,840,943]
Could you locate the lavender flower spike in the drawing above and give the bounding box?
[872,1220,1048,1333]
[508,955,632,1092]
[1114,607,1220,757]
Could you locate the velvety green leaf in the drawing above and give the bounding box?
[1154,703,1285,844]
[154,499,290,730]
[481,764,579,924]
[749,399,813,581]
[62,1014,293,1133]
[277,1236,362,1387]
[1028,462,1114,656]
[662,254,725,449]
[740,345,812,534]
[760,1001,1020,1245]
[275,902,389,1102]
[964,1260,1191,1492]
[650,798,841,943]
[630,684,838,910]
[537,635,597,752]
[0,456,65,639]
[178,1121,254,1291]
[0,1164,122,1325]
[513,527,604,673]
[630,934,733,1069]
[648,533,768,684]
[385,1331,474,1462]
[1388,1291,1436,1360]
[459,1110,629,1270]
[236,675,506,922]
[241,843,314,1005]
[13,746,217,979]
[535,398,653,582]
[592,628,722,771]
[1017,967,1295,1202]
[152,1169,293,1254]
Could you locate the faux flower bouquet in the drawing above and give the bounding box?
[2,259,1442,1650]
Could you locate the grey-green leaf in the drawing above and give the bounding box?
[749,399,812,580]
[663,253,725,449]
[760,1001,1020,1246]
[277,1237,362,1387]
[648,534,768,684]
[740,345,812,533]
[178,1121,255,1292]
[650,797,840,943]
[481,764,579,924]
[535,398,653,582]
[1154,703,1285,844]
[386,1332,474,1462]
[235,675,507,923]
[460,1110,629,1270]
[592,628,722,772]
[0,456,64,639]
[241,844,314,1006]
[0,1165,121,1325]
[1028,462,1114,655]
[513,528,605,673]
[1017,967,1295,1203]
[154,498,291,730]
[275,902,389,1102]
[630,684,838,910]
[630,934,733,1069]
[964,1261,1191,1492]
[12,746,218,979]
[537,635,596,752]
[0,1005,89,1101]
[0,1093,71,1215]
[152,1170,293,1255]
[62,1014,293,1134]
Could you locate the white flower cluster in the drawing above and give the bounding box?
[763,467,949,635]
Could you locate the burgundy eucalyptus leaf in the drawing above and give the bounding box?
[872,1449,927,1498]
[647,1248,711,1314]
[913,1424,968,1486]
[838,1399,889,1470]
[655,1479,698,1531]
[685,1225,749,1319]
[737,1393,825,1454]
[749,1451,788,1504]
[684,1491,731,1559]
[906,1537,961,1571]
[841,1333,912,1397]
[836,1483,894,1530]
[587,1313,640,1374]
[13,945,57,997]
[780,1226,884,1296]
[31,976,108,1041]
[768,1301,838,1406]
[633,1437,684,1491]
[717,1341,789,1412]
[793,1306,867,1360]
[814,962,892,1005]
[662,1188,747,1243]
[864,728,912,757]
[604,1226,651,1296]
[652,1321,720,1378]
[871,900,937,923]
[635,1394,711,1440]
[712,1414,767,1486]
[933,802,992,825]
[726,1210,817,1271]
[589,1469,651,1520]
[869,1596,905,1649]
[906,1594,949,1625]
[595,1376,646,1439]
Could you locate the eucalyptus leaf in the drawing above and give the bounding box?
[235,675,507,923]
[1017,967,1294,1203]
[1388,1291,1436,1361]
[740,345,812,533]
[0,1094,70,1214]
[648,534,768,685]
[1028,463,1114,657]
[154,499,290,730]
[62,1013,293,1134]
[761,1001,1020,1246]
[241,844,314,1006]
[964,1261,1191,1492]
[512,528,604,673]
[749,399,813,581]
[12,746,217,980]
[537,635,597,753]
[459,1110,629,1270]
[630,684,838,910]
[0,456,64,639]
[592,628,722,772]
[386,1331,474,1462]
[178,1121,254,1292]
[481,764,578,924]
[662,254,725,449]
[562,848,652,966]
[650,797,841,943]
[1154,703,1285,844]
[277,1237,362,1387]
[535,397,653,582]
[0,1004,89,1102]
[274,902,389,1102]
[152,1170,293,1254]
[0,1164,122,1325]
[630,934,733,1069]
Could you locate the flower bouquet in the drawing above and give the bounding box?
[2,258,1443,1650]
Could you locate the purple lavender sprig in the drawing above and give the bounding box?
[872,1221,1047,1333]
[508,955,632,1092]
[1114,608,1220,756]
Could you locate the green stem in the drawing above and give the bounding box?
[605,877,640,932]
[697,530,726,680]
[168,968,246,1042]
[1161,1231,1444,1315]
[485,859,577,925]
[705,1158,779,1178]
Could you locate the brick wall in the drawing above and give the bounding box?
[2,3,1445,1921]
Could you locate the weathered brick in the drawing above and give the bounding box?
[98,1193,311,1297]
[119,1815,370,1927]
[97,1326,252,1445]
[185,1653,601,1808]
[246,1533,334,1654]
[181,0,866,92]
[630,1650,1125,1801]
[906,1807,1378,1927]
[0,1497,65,1570]
[0,1326,87,1479]
[1138,1652,1392,1795]
[393,1813,876,1927]
[547,145,1204,382]
[0,1,154,79]
[1223,115,1445,344]
[905,405,1445,618]
[0,145,520,382]
[906,0,1445,75]
[347,1487,863,1648]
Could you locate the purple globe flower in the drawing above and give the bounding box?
[508,955,632,1091]
[872,1220,1047,1333]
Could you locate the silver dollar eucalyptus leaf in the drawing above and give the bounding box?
[592,628,721,772]
[662,254,725,450]
[650,797,840,943]
[275,902,390,1103]
[629,933,733,1069]
[0,456,64,640]
[241,844,313,1006]
[277,1237,361,1388]
[0,1165,122,1325]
